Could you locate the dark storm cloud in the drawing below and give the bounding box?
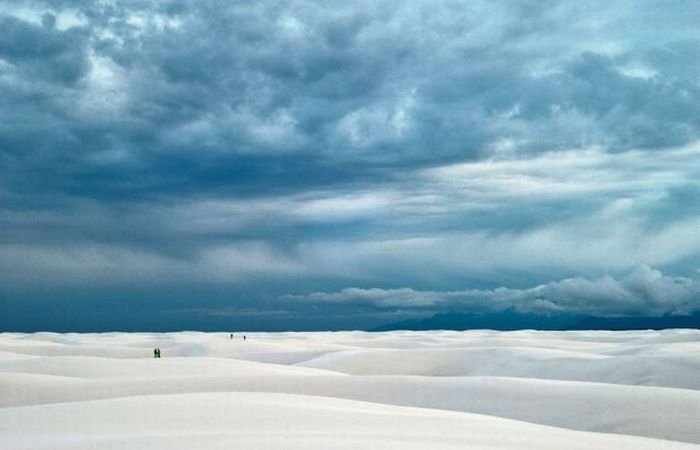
[0,15,89,84]
[1,0,699,329]
[2,0,699,200]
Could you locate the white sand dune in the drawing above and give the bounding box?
[298,346,700,389]
[2,392,697,450]
[1,330,699,449]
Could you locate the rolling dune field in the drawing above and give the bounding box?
[1,330,699,449]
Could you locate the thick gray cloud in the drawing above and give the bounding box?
[2,0,699,197]
[1,0,699,329]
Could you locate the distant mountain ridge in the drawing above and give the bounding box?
[371,310,700,331]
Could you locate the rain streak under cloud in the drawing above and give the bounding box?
[1,0,699,330]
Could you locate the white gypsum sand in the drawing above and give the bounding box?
[0,330,699,449]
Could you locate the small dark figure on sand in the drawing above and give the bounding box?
[153,347,161,358]
[230,333,233,339]
[243,335,246,341]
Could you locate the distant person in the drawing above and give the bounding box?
[230,333,233,339]
[243,335,246,341]
[156,347,161,358]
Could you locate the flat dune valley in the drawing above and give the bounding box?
[1,330,699,449]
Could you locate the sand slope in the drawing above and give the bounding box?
[1,330,699,449]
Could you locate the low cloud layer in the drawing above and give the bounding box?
[288,266,700,317]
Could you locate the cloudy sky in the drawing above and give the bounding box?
[1,0,699,331]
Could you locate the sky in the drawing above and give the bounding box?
[1,0,700,331]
